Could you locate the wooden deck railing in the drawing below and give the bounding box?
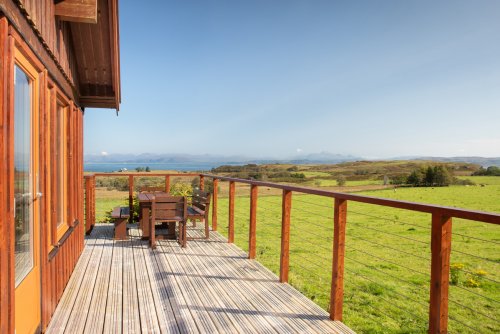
[84,173,203,231]
[84,172,500,333]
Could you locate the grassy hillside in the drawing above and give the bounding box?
[211,160,481,186]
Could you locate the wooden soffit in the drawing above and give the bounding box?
[70,0,121,110]
[55,0,98,24]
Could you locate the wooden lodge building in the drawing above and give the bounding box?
[0,0,120,332]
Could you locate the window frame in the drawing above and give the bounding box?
[48,82,71,245]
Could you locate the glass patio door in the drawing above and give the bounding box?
[13,63,41,333]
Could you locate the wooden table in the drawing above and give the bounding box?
[138,192,176,239]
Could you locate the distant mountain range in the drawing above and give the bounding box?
[413,156,500,167]
[84,152,500,167]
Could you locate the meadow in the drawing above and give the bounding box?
[91,175,499,333]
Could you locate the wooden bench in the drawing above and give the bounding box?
[111,206,130,240]
[187,190,211,239]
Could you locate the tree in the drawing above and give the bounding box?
[424,166,435,186]
[433,166,451,186]
[407,170,422,186]
[145,166,151,172]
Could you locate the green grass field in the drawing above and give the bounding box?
[91,176,500,333]
[313,179,383,187]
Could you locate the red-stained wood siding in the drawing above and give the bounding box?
[0,16,86,333]
[15,0,79,87]
[0,16,15,334]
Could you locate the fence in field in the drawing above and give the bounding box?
[84,172,500,333]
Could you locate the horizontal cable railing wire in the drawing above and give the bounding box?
[344,267,428,322]
[201,174,499,333]
[347,233,430,261]
[348,209,430,230]
[348,245,429,278]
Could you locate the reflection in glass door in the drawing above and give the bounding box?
[14,64,33,286]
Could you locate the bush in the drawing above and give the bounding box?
[473,166,500,176]
[452,178,475,186]
[450,263,464,285]
[336,175,346,186]
[170,182,192,197]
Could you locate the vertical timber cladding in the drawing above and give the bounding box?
[0,19,85,334]
[42,78,85,331]
[0,15,14,334]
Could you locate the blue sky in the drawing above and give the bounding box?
[84,0,500,159]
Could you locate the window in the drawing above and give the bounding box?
[51,92,70,241]
[55,103,67,228]
[14,64,34,286]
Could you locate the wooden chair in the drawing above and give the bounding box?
[187,189,211,239]
[150,195,187,249]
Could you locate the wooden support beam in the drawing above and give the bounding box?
[165,175,170,193]
[429,213,453,334]
[199,175,205,191]
[0,16,14,334]
[212,179,218,231]
[84,176,94,234]
[128,175,134,224]
[330,198,347,320]
[55,0,98,24]
[248,185,258,259]
[228,181,235,243]
[280,190,292,283]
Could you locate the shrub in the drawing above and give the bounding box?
[336,175,346,186]
[450,263,464,285]
[170,182,192,197]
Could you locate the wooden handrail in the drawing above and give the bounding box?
[202,174,500,225]
[90,172,201,177]
[84,173,203,229]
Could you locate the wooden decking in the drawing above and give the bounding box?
[46,224,354,333]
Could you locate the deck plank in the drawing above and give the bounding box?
[122,234,141,334]
[45,232,100,333]
[62,225,109,333]
[47,224,355,334]
[103,238,123,333]
[83,234,114,333]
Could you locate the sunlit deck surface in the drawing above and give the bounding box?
[46,224,354,333]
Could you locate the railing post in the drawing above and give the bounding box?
[84,176,94,234]
[249,184,258,259]
[429,213,452,334]
[129,175,134,224]
[91,176,95,229]
[165,175,170,193]
[280,190,292,283]
[330,198,347,320]
[212,178,218,231]
[199,175,204,191]
[228,181,235,243]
